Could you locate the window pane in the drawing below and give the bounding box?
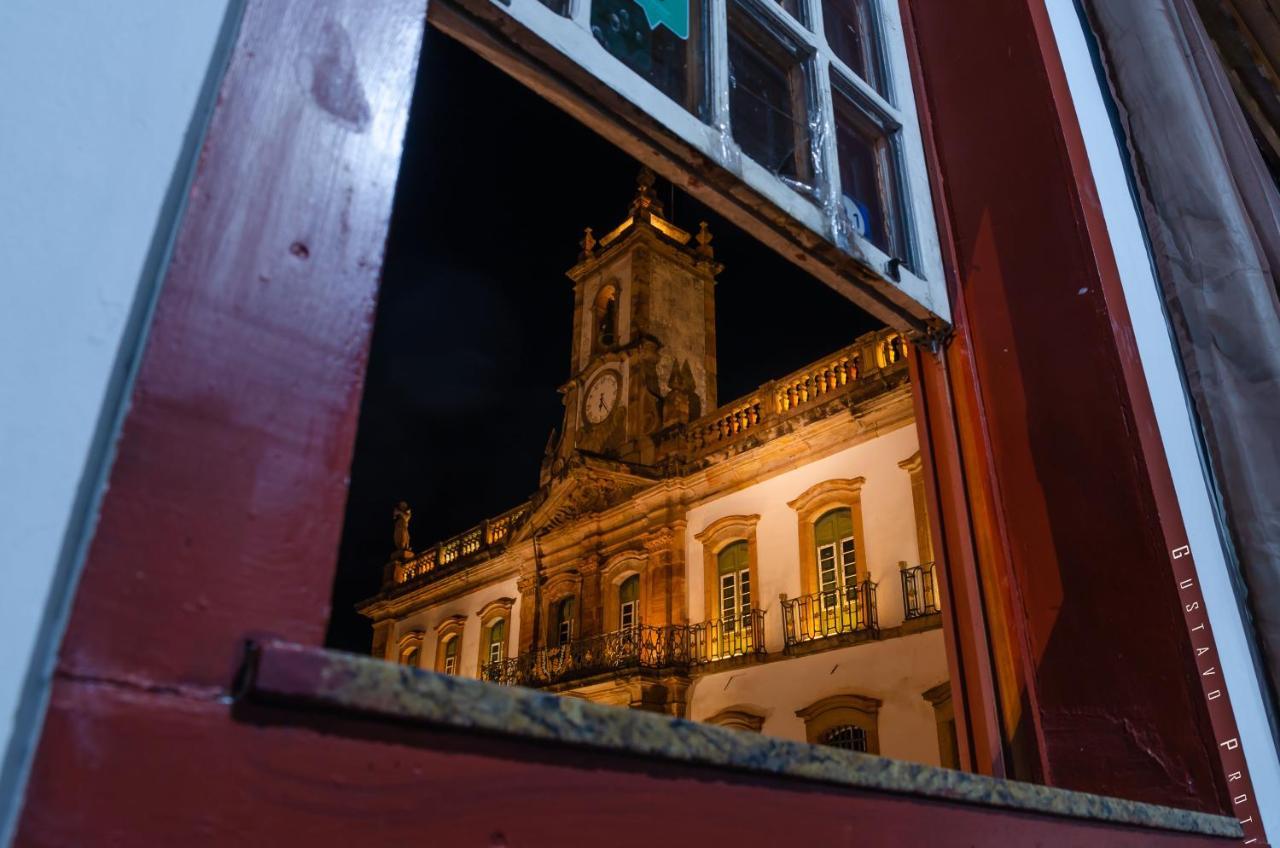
[818,544,838,591]
[536,0,571,16]
[727,8,814,192]
[831,83,905,259]
[592,0,705,117]
[772,0,804,24]
[820,0,883,95]
[840,538,857,584]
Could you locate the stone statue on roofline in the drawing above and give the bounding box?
[392,501,413,559]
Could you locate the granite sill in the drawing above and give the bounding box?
[236,639,1241,840]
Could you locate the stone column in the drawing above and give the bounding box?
[579,553,604,637]
[516,572,538,655]
[371,620,395,661]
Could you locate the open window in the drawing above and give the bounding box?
[340,30,955,771]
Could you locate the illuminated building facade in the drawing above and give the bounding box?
[359,172,953,762]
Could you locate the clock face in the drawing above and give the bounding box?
[583,370,620,424]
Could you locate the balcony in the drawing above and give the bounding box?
[482,624,691,689]
[901,562,940,619]
[689,610,766,666]
[782,581,879,653]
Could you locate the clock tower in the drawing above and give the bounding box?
[544,168,722,477]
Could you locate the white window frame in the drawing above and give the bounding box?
[487,619,505,664]
[450,0,948,323]
[442,635,459,675]
[720,568,751,624]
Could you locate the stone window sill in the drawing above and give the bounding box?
[235,640,1240,840]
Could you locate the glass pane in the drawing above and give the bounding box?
[831,83,905,259]
[592,0,705,117]
[820,0,883,95]
[840,538,857,584]
[773,0,804,24]
[536,0,572,15]
[818,544,838,591]
[727,8,814,192]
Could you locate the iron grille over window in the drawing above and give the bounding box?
[819,724,868,752]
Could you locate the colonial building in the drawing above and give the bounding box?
[358,171,953,765]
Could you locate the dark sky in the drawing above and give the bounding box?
[325,28,880,652]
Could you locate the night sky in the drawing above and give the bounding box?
[325,28,880,652]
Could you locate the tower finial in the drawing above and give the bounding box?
[579,226,596,260]
[695,221,714,259]
[630,165,665,219]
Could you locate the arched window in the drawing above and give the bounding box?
[618,574,640,630]
[796,693,881,754]
[400,644,421,668]
[717,540,751,627]
[814,507,857,595]
[486,618,506,665]
[819,724,868,752]
[594,285,618,348]
[440,635,459,674]
[552,596,577,646]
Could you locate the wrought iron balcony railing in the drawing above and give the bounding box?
[689,610,767,665]
[901,562,940,619]
[481,624,691,688]
[781,580,879,649]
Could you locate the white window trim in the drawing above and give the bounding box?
[469,0,948,321]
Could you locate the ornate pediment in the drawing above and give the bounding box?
[515,454,656,538]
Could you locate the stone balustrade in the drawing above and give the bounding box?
[393,502,530,587]
[682,329,910,458]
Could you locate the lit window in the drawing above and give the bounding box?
[619,575,640,630]
[400,644,420,668]
[487,618,506,665]
[815,507,857,595]
[727,1,815,194]
[820,0,884,95]
[717,540,751,627]
[552,596,577,646]
[441,635,459,675]
[820,724,868,752]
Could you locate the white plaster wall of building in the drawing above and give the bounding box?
[685,420,924,652]
[0,2,236,840]
[394,575,523,676]
[688,630,949,764]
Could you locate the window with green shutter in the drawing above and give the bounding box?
[717,540,751,627]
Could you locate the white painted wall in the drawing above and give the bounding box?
[1044,0,1280,832]
[0,1,234,840]
[395,576,524,676]
[683,421,948,762]
[686,421,924,650]
[689,630,949,764]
